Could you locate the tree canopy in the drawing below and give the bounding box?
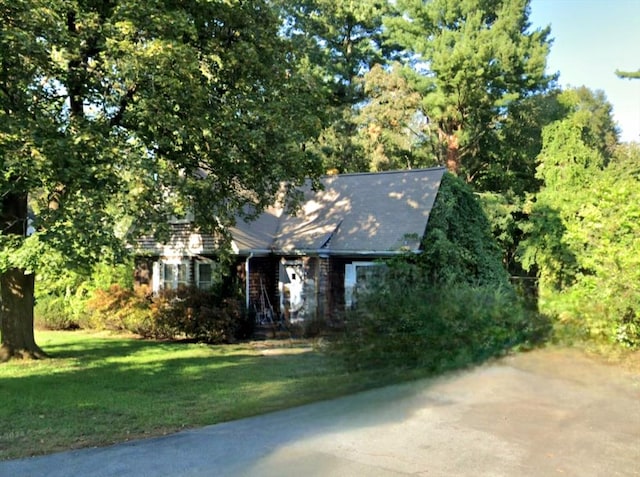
[354,63,435,171]
[615,69,640,80]
[0,0,323,359]
[276,0,389,172]
[385,0,554,181]
[518,91,639,347]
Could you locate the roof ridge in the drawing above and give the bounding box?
[322,166,446,179]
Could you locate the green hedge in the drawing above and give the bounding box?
[35,295,81,330]
[332,275,550,372]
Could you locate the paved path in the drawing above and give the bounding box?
[2,348,639,477]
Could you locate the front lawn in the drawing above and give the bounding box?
[0,330,389,460]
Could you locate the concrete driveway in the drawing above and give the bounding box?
[2,348,639,477]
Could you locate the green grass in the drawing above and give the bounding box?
[0,330,392,460]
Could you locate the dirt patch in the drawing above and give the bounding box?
[249,339,315,356]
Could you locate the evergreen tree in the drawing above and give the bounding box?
[386,0,553,181]
[354,63,437,171]
[276,0,389,172]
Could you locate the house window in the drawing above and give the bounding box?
[196,261,214,290]
[344,261,384,308]
[162,261,189,290]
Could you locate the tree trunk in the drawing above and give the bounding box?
[0,268,45,361]
[445,136,460,175]
[0,191,46,361]
[438,127,461,175]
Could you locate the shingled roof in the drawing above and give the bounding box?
[230,167,446,256]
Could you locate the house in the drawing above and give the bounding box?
[134,167,446,324]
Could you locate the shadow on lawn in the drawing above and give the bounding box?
[4,334,340,393]
[42,337,159,360]
[1,334,357,459]
[40,333,273,360]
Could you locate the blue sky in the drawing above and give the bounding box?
[529,0,640,143]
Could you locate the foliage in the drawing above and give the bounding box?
[34,255,253,343]
[520,118,640,348]
[480,85,619,198]
[556,87,619,159]
[2,0,323,272]
[479,192,523,271]
[354,63,437,171]
[276,0,389,172]
[615,69,640,80]
[475,89,568,195]
[149,287,251,344]
[419,173,510,287]
[331,172,541,371]
[1,0,325,356]
[34,259,134,330]
[385,0,554,178]
[85,285,253,344]
[333,271,548,372]
[34,296,80,331]
[83,284,145,333]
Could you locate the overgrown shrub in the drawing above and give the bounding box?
[86,284,253,343]
[331,174,550,373]
[615,308,640,349]
[35,259,136,331]
[86,284,153,333]
[150,287,250,343]
[540,287,640,349]
[332,271,549,372]
[518,139,640,350]
[35,296,79,330]
[420,173,510,287]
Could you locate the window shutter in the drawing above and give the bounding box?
[344,264,356,287]
[344,264,356,308]
[152,261,161,294]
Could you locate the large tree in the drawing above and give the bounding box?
[354,63,436,171]
[473,89,568,195]
[518,90,638,347]
[385,0,553,181]
[276,0,389,172]
[0,0,322,360]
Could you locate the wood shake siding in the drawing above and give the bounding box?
[135,223,218,256]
